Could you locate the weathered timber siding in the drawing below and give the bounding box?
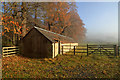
[61,43,78,54]
[52,42,59,58]
[21,28,52,58]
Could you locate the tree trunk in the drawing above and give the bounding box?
[21,2,27,37]
[34,5,37,26]
[48,22,51,30]
[13,3,17,46]
[13,34,16,46]
[60,26,67,34]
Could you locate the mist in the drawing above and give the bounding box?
[77,2,118,44]
[85,33,118,44]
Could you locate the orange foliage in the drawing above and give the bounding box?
[2,15,23,36]
[44,2,72,34]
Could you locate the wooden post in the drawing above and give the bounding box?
[118,46,119,56]
[74,46,75,55]
[62,46,63,55]
[69,43,71,51]
[114,45,117,56]
[87,44,88,56]
[70,43,71,49]
[54,43,55,57]
[100,45,101,55]
[116,45,118,56]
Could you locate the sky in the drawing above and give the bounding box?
[76,2,118,43]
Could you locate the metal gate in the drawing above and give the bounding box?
[87,45,117,56]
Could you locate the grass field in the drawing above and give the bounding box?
[2,54,120,78]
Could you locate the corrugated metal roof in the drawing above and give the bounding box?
[34,26,75,43]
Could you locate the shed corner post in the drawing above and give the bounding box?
[54,43,55,58]
[52,43,55,58]
[58,41,60,54]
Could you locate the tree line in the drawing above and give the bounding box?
[2,2,86,46]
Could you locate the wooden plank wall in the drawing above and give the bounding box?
[61,43,79,54]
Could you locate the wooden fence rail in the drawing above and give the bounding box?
[61,44,119,56]
[2,46,19,57]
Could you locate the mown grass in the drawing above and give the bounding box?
[2,54,120,78]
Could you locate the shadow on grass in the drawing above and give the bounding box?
[16,53,51,59]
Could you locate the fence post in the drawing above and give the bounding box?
[114,45,117,56]
[87,44,88,56]
[116,45,118,56]
[100,45,101,55]
[74,46,75,55]
[70,43,71,49]
[118,46,119,56]
[62,46,63,55]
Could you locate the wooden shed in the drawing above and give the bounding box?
[21,26,75,58]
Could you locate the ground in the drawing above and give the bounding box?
[2,54,120,78]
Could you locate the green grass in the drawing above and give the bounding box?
[2,54,120,78]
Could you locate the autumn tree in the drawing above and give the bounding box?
[26,2,45,28]
[2,2,20,46]
[63,11,86,43]
[2,15,22,46]
[40,2,57,30]
[2,2,29,46]
[2,2,86,46]
[42,2,74,34]
[41,2,86,42]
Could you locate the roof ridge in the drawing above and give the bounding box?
[34,26,73,40]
